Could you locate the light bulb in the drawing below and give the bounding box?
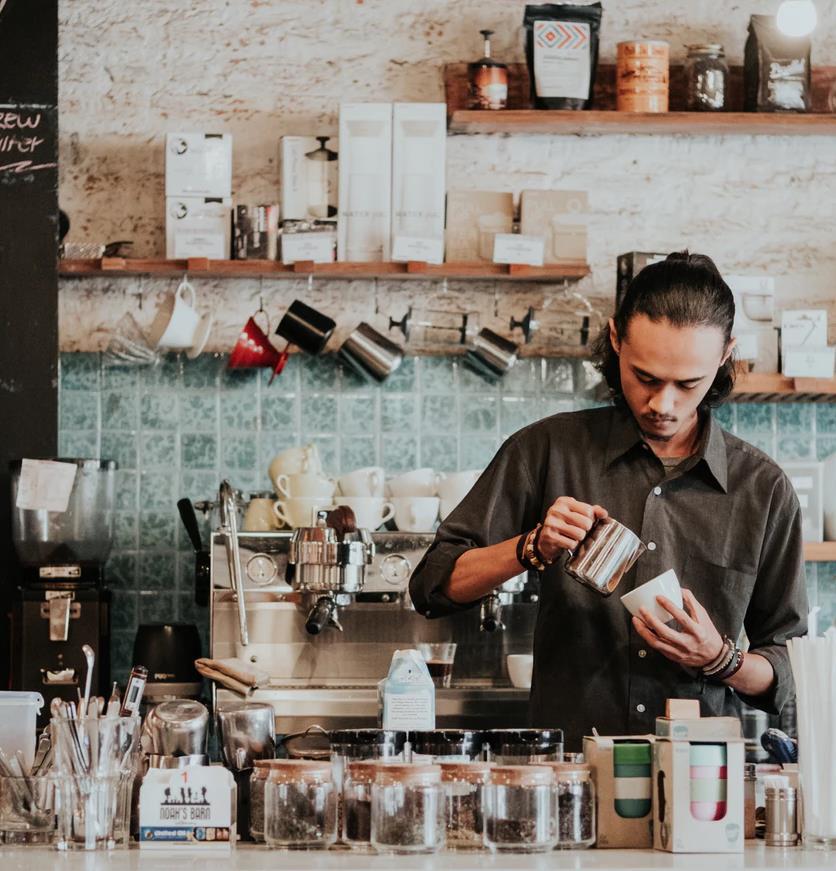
[776,0,817,37]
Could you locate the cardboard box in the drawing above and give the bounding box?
[338,103,392,262]
[519,190,588,264]
[782,346,835,378]
[279,136,338,222]
[165,132,232,198]
[391,103,446,256]
[615,252,667,311]
[583,735,655,848]
[782,461,824,542]
[166,196,231,259]
[655,717,742,740]
[280,230,336,265]
[445,190,514,262]
[653,738,745,853]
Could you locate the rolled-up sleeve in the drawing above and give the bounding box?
[738,474,808,714]
[409,433,542,618]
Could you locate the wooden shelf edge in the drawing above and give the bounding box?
[732,372,836,402]
[804,542,836,562]
[448,109,836,137]
[59,258,591,282]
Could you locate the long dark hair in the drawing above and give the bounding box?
[591,251,736,408]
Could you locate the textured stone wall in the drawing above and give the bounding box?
[58,0,836,351]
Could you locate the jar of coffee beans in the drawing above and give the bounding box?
[249,759,288,842]
[263,760,337,850]
[440,761,492,850]
[685,44,728,111]
[545,761,596,848]
[342,760,377,849]
[483,765,556,853]
[370,763,445,853]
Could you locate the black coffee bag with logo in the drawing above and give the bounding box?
[744,14,811,112]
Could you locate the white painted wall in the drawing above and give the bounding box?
[58,0,836,351]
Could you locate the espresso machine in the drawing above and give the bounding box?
[8,458,115,710]
[206,483,538,734]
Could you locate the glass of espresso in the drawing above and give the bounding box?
[418,642,457,688]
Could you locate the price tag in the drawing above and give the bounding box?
[492,234,545,267]
[15,459,77,512]
[391,236,444,265]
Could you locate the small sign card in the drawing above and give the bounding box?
[391,236,444,265]
[281,231,336,264]
[139,766,235,850]
[15,459,77,513]
[492,233,545,267]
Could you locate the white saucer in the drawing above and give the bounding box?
[186,313,214,359]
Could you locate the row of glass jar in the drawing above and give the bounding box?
[250,758,595,853]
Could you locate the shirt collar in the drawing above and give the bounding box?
[604,403,728,493]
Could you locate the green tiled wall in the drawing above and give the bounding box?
[58,353,836,681]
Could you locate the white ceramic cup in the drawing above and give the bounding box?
[147,278,201,350]
[437,469,481,519]
[338,496,395,531]
[275,472,336,499]
[506,654,534,689]
[242,498,282,532]
[268,444,322,493]
[620,569,683,625]
[386,468,441,498]
[273,497,335,529]
[338,466,384,498]
[392,497,440,533]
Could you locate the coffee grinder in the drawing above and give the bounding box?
[8,459,115,714]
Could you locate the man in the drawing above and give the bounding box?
[410,252,807,749]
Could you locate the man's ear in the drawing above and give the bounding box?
[722,337,737,365]
[609,318,620,355]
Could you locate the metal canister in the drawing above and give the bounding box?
[616,40,670,113]
[744,763,757,840]
[765,784,799,847]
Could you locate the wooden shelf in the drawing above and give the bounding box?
[445,63,836,137]
[804,542,836,562]
[732,372,836,403]
[58,257,591,283]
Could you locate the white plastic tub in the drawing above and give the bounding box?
[0,691,44,769]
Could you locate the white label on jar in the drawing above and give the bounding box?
[16,459,77,513]
[533,20,591,100]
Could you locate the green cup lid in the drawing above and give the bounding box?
[613,742,652,764]
[689,743,727,766]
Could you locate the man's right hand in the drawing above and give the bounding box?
[537,497,608,563]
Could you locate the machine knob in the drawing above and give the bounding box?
[246,553,278,586]
[380,553,411,586]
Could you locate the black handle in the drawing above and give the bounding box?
[177,498,203,553]
[305,599,332,636]
[195,552,210,608]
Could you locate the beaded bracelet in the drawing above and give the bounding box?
[523,525,546,572]
[714,647,745,683]
[702,636,732,675]
[702,638,735,678]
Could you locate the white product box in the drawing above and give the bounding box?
[166,197,231,259]
[653,738,744,853]
[391,102,446,256]
[781,309,829,349]
[726,275,778,374]
[165,133,232,198]
[782,346,835,378]
[281,230,336,265]
[492,233,545,266]
[391,235,444,265]
[782,461,824,542]
[279,136,338,222]
[338,103,392,262]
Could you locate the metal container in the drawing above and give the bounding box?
[616,40,669,113]
[146,753,208,769]
[143,699,209,756]
[765,785,798,847]
[288,511,342,591]
[216,701,277,771]
[338,322,404,383]
[564,517,646,596]
[275,299,335,355]
[464,328,518,382]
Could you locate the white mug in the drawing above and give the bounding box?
[338,466,384,498]
[386,467,441,498]
[392,497,440,533]
[268,443,322,493]
[276,472,336,500]
[437,469,481,503]
[273,497,335,529]
[147,278,201,350]
[242,498,282,532]
[338,496,395,531]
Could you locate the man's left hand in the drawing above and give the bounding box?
[632,588,724,670]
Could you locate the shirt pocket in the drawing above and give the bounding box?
[682,549,756,638]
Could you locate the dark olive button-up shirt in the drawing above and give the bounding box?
[409,404,808,750]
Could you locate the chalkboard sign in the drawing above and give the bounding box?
[0,103,57,183]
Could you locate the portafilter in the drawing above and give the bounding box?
[216,701,276,771]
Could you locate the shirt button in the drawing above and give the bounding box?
[636,703,646,713]
[647,541,657,551]
[638,649,647,658]
[653,486,662,496]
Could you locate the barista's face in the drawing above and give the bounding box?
[610,314,734,445]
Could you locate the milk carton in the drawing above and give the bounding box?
[378,649,435,731]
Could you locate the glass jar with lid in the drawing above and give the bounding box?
[342,761,377,849]
[484,728,564,764]
[330,729,406,792]
[545,761,596,848]
[249,759,287,842]
[483,765,556,853]
[370,763,445,853]
[684,44,728,111]
[440,761,491,850]
[412,729,484,762]
[263,760,337,849]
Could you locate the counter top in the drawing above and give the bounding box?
[2,845,835,870]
